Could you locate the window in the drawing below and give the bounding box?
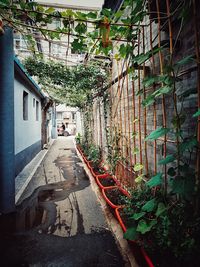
[72,112,76,120]
[33,98,35,107]
[56,112,62,120]
[15,40,20,49]
[36,100,39,121]
[23,91,28,120]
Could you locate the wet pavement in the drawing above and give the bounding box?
[0,137,128,267]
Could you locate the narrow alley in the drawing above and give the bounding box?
[0,137,128,267]
[1,0,200,266]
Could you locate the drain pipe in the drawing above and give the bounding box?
[0,27,15,213]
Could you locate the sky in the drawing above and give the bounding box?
[38,0,105,9]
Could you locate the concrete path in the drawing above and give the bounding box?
[1,136,131,267]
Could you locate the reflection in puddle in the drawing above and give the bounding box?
[0,147,126,267]
[0,152,89,236]
[47,196,77,237]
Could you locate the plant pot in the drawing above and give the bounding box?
[96,175,119,189]
[82,154,88,163]
[115,207,154,267]
[85,160,93,169]
[102,186,130,209]
[90,166,109,179]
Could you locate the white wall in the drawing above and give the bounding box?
[76,111,83,135]
[14,78,42,154]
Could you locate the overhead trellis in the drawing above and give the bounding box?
[23,56,109,108]
[0,0,150,58]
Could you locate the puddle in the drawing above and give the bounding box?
[1,153,89,235]
[0,146,126,267]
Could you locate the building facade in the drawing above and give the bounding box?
[14,57,45,176]
[56,104,82,136]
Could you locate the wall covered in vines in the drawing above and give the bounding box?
[85,0,200,192]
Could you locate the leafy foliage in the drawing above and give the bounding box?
[145,127,170,141]
[23,57,109,107]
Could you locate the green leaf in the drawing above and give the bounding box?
[86,11,97,19]
[115,10,123,19]
[101,8,113,18]
[75,11,87,20]
[143,75,158,87]
[65,9,75,17]
[133,163,143,172]
[142,198,157,212]
[146,173,162,187]
[135,174,144,183]
[153,86,172,97]
[75,23,87,34]
[124,227,138,240]
[179,138,198,153]
[133,53,150,65]
[119,44,132,58]
[158,155,175,165]
[155,202,166,217]
[133,47,162,65]
[133,147,139,154]
[132,131,138,138]
[45,7,55,14]
[171,113,186,128]
[145,127,170,141]
[175,55,194,66]
[142,94,155,107]
[71,39,86,53]
[0,0,10,7]
[131,212,146,220]
[193,109,200,117]
[136,219,157,234]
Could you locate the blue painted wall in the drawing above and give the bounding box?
[0,27,15,213]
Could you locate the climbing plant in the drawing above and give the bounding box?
[23,57,109,108]
[1,0,200,264]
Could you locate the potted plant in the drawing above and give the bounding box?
[86,144,109,178]
[102,186,130,209]
[96,175,119,189]
[120,176,200,267]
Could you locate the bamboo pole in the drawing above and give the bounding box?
[122,60,130,186]
[148,6,157,174]
[131,66,137,165]
[98,100,103,149]
[138,29,143,167]
[166,0,181,175]
[119,61,125,183]
[156,0,167,191]
[126,61,133,172]
[109,65,114,170]
[116,61,122,182]
[142,26,149,174]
